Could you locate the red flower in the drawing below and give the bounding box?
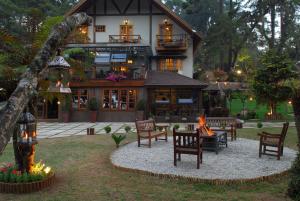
[11,170,17,175]
[6,163,13,168]
[0,168,7,173]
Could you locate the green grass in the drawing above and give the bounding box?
[0,127,298,201]
[228,99,294,120]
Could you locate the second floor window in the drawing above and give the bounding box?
[95,25,106,32]
[158,59,183,72]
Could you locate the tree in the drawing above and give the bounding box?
[252,50,296,116]
[0,13,92,154]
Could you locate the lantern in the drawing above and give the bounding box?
[47,49,72,94]
[17,112,37,144]
[16,111,37,173]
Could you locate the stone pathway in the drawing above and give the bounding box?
[36,121,296,139]
[111,138,297,180]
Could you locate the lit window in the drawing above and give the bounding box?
[72,89,88,110]
[95,25,106,32]
[158,59,182,72]
[102,89,136,111]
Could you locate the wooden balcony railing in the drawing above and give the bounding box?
[109,35,142,44]
[156,34,187,51]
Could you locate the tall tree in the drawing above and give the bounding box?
[0,13,92,154]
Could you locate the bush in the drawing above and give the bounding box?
[136,99,145,111]
[209,107,229,117]
[124,126,131,133]
[88,97,99,111]
[173,124,180,130]
[111,134,126,148]
[288,152,300,200]
[247,110,256,119]
[104,126,111,134]
[257,122,263,128]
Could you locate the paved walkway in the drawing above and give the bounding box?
[36,121,296,139]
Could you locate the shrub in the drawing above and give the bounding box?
[257,122,263,128]
[288,153,300,200]
[88,97,99,111]
[136,99,145,111]
[247,110,256,119]
[173,124,180,130]
[124,126,131,133]
[111,134,126,148]
[104,126,111,134]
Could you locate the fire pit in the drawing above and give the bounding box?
[198,116,228,154]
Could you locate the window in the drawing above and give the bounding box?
[95,25,106,32]
[72,89,88,109]
[158,59,183,72]
[102,89,137,111]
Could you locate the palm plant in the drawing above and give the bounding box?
[111,134,126,148]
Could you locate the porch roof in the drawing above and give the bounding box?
[145,71,207,88]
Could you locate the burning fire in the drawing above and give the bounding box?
[198,115,214,136]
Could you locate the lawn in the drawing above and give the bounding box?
[0,127,298,201]
[228,99,294,120]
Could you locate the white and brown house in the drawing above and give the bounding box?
[38,0,207,122]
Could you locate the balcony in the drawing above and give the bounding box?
[156,34,188,52]
[109,35,142,44]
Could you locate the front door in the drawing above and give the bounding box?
[120,25,133,42]
[47,98,59,119]
[37,98,59,119]
[160,23,173,42]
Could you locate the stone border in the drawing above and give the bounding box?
[0,172,55,194]
[110,151,290,185]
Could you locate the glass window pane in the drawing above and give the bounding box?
[128,90,136,109]
[72,89,79,109]
[111,90,119,109]
[120,90,128,111]
[79,89,88,109]
[103,90,110,109]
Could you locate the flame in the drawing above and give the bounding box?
[198,115,214,136]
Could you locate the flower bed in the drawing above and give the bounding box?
[0,163,55,193]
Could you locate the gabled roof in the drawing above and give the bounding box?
[145,71,207,88]
[66,0,202,43]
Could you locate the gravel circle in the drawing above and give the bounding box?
[111,138,297,180]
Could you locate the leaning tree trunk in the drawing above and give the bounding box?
[0,13,92,154]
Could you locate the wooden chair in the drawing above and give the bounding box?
[258,122,289,160]
[173,128,203,169]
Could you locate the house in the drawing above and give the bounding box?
[38,0,207,122]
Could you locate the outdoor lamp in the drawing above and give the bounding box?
[47,49,72,94]
[17,111,37,144]
[16,111,38,173]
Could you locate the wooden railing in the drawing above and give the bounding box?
[109,35,142,43]
[156,34,187,50]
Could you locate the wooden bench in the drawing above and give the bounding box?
[206,117,237,141]
[135,119,168,148]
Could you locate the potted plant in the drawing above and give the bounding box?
[136,99,145,120]
[88,97,99,123]
[124,125,131,133]
[104,126,112,134]
[61,96,71,123]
